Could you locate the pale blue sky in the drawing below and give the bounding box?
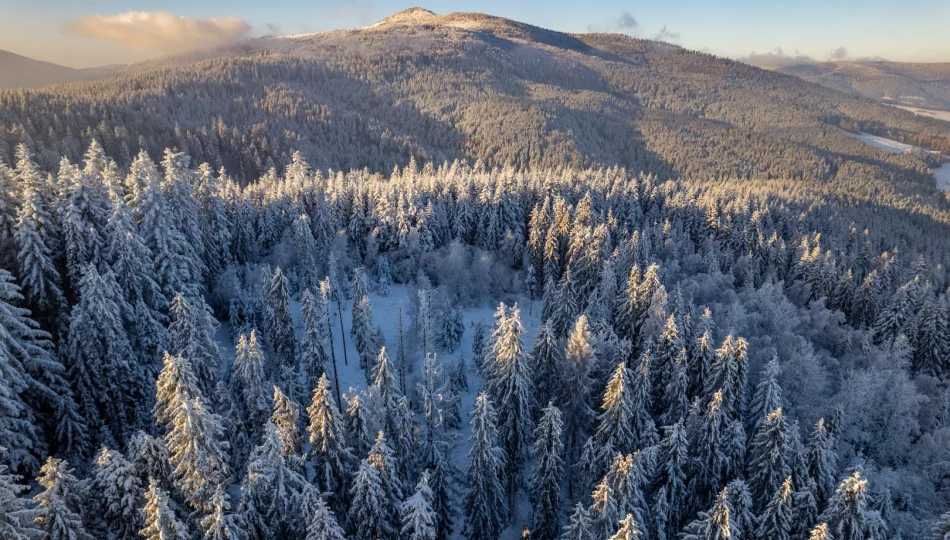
[1,0,947,68]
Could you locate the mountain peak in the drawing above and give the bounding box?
[372,7,439,27]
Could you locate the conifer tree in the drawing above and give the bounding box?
[485,303,535,509]
[127,431,172,490]
[631,350,659,448]
[747,407,794,506]
[464,394,507,540]
[351,296,378,381]
[65,264,135,444]
[349,432,402,540]
[660,348,690,427]
[580,361,636,485]
[301,289,330,392]
[166,393,230,513]
[654,420,689,536]
[749,356,784,433]
[305,498,346,540]
[168,293,222,397]
[0,268,68,469]
[819,471,885,540]
[200,485,249,540]
[609,514,644,540]
[680,487,736,540]
[271,385,303,458]
[562,502,594,540]
[242,423,314,537]
[725,479,756,539]
[808,523,831,540]
[692,390,732,500]
[33,457,92,540]
[266,267,297,378]
[653,315,684,408]
[756,476,794,540]
[306,374,354,514]
[344,391,374,459]
[0,462,40,540]
[531,322,563,413]
[440,303,466,352]
[402,470,438,540]
[807,418,837,505]
[14,146,64,316]
[140,478,189,540]
[92,447,144,539]
[561,315,597,493]
[233,330,270,430]
[530,403,565,540]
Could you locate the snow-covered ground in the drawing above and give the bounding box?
[894,105,950,123]
[842,130,920,154]
[842,130,950,192]
[216,284,542,538]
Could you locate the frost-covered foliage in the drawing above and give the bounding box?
[1,134,950,538]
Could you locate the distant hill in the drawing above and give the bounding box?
[777,61,950,112]
[0,49,122,90]
[1,8,948,189]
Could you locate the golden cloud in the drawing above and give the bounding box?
[71,11,251,53]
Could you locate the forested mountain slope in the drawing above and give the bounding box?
[1,8,948,185]
[778,60,950,113]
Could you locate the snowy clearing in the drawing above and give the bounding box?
[842,130,950,192]
[894,105,950,123]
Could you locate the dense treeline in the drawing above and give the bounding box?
[2,139,950,538]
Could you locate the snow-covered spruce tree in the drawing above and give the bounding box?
[65,263,136,446]
[194,164,233,281]
[703,335,749,421]
[92,446,144,539]
[343,389,375,460]
[691,390,733,501]
[807,417,837,506]
[689,309,715,401]
[630,349,659,449]
[33,457,92,540]
[680,487,737,540]
[725,479,756,539]
[232,330,270,432]
[440,303,466,352]
[348,432,402,539]
[126,431,172,490]
[652,315,684,411]
[105,194,167,365]
[241,422,314,537]
[293,214,320,292]
[61,159,108,289]
[265,267,297,382]
[748,356,784,434]
[200,485,249,540]
[608,513,644,540]
[133,152,197,298]
[14,145,64,317]
[402,470,438,540]
[654,420,689,537]
[808,522,832,540]
[819,471,887,540]
[561,315,597,495]
[154,351,199,430]
[351,296,378,382]
[301,289,330,392]
[660,348,690,427]
[485,303,535,510]
[165,393,230,513]
[305,497,347,540]
[747,407,795,507]
[160,150,207,284]
[140,478,189,540]
[756,476,794,540]
[530,402,565,540]
[588,475,620,540]
[0,462,40,539]
[530,322,563,414]
[0,267,69,470]
[168,293,222,398]
[464,394,507,540]
[579,360,636,487]
[271,385,303,459]
[562,502,594,540]
[306,374,354,513]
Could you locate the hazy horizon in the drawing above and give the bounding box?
[0,0,947,69]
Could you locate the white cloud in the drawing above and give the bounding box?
[740,47,816,69]
[70,11,251,54]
